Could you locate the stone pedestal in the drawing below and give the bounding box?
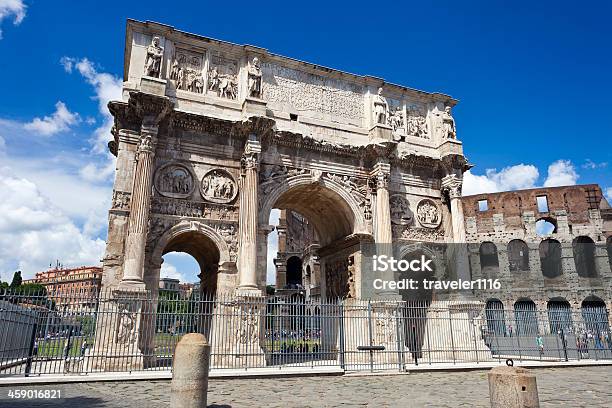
[369,124,393,142]
[170,333,210,408]
[488,366,540,408]
[88,290,148,372]
[140,76,167,96]
[340,299,403,367]
[242,96,267,117]
[421,301,492,363]
[211,291,266,368]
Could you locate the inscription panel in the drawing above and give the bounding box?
[262,62,364,124]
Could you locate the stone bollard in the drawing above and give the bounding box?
[170,333,211,408]
[488,365,539,408]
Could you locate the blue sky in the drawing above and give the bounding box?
[0,1,610,283]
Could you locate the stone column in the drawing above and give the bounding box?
[442,174,471,286]
[442,174,466,243]
[370,162,396,298]
[122,122,159,289]
[372,162,393,252]
[237,138,262,292]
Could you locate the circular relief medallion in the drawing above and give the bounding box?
[200,169,238,204]
[154,163,195,199]
[390,194,414,225]
[416,199,442,228]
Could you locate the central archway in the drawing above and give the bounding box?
[260,176,364,244]
[260,174,370,299]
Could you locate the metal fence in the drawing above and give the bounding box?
[0,289,610,377]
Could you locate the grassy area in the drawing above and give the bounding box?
[35,336,92,358]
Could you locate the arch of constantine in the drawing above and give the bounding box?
[101,19,469,299]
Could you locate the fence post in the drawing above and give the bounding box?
[24,322,38,377]
[448,309,456,364]
[338,300,345,370]
[395,306,404,372]
[367,301,374,372]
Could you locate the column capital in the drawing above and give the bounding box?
[369,162,391,190]
[241,139,262,171]
[442,174,463,199]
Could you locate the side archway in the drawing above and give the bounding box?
[150,221,234,295]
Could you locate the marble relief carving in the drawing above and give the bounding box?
[170,49,204,94]
[208,54,238,99]
[416,199,442,228]
[200,169,238,204]
[144,36,163,78]
[390,194,414,225]
[262,62,364,121]
[111,191,131,210]
[406,104,428,138]
[154,163,195,199]
[151,196,238,220]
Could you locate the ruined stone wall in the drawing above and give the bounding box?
[462,184,612,313]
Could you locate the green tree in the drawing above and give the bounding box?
[10,271,23,288]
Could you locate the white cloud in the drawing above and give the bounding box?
[0,135,5,153]
[544,160,579,187]
[605,187,612,203]
[62,57,122,181]
[160,261,186,283]
[463,164,539,196]
[582,159,607,170]
[0,0,26,39]
[24,101,80,136]
[0,168,105,280]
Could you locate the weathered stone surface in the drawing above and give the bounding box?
[488,365,540,408]
[170,333,210,408]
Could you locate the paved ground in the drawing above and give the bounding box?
[0,366,611,407]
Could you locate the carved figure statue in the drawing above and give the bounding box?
[407,106,428,138]
[442,106,456,139]
[144,36,163,78]
[170,59,180,81]
[373,87,389,125]
[117,307,135,344]
[248,57,262,98]
[388,106,404,133]
[208,67,238,99]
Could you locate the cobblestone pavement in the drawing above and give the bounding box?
[0,366,611,407]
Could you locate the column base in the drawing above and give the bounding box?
[118,279,147,291]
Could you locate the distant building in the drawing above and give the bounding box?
[159,277,180,293]
[24,266,102,310]
[178,282,195,298]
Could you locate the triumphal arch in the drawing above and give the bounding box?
[102,19,469,301]
[94,19,475,368]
